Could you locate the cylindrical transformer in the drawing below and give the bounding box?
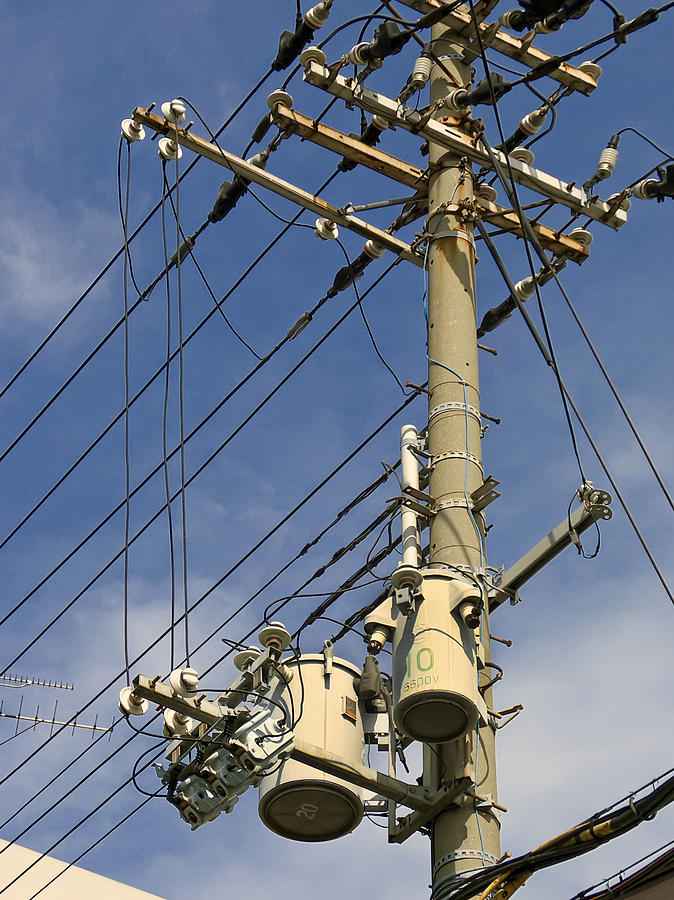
[392,570,484,743]
[258,654,365,841]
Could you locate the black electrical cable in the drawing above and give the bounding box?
[439,772,674,900]
[160,165,178,671]
[172,142,191,669]
[571,838,674,899]
[0,748,165,898]
[0,473,410,876]
[1,262,412,672]
[121,139,133,685]
[25,798,154,900]
[470,14,674,518]
[467,0,589,486]
[335,237,408,394]
[0,379,419,800]
[475,219,674,606]
[0,168,341,555]
[0,66,276,406]
[616,126,674,161]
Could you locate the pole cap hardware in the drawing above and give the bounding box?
[169,667,200,697]
[233,647,262,671]
[258,622,292,651]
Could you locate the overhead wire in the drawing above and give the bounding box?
[0,471,402,851]
[0,285,420,795]
[466,1,674,563]
[0,391,421,866]
[121,138,133,684]
[172,139,191,668]
[0,66,276,406]
[0,170,341,554]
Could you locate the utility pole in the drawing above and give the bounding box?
[425,22,501,898]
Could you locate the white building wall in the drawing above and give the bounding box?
[0,840,165,899]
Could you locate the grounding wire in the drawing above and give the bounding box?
[0,169,341,556]
[0,66,276,406]
[1,262,410,672]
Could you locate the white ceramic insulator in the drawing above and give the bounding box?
[169,667,199,697]
[510,147,535,165]
[363,239,386,259]
[411,55,432,89]
[578,61,602,80]
[118,686,149,717]
[499,10,520,29]
[304,0,332,29]
[164,709,195,736]
[400,424,421,570]
[633,180,656,200]
[513,277,535,302]
[444,89,468,114]
[371,114,388,132]
[315,218,339,240]
[299,46,327,67]
[161,100,187,125]
[519,106,547,136]
[267,90,293,111]
[596,147,618,179]
[348,42,370,65]
[568,228,593,247]
[476,184,498,203]
[158,138,183,161]
[121,118,145,142]
[607,192,631,211]
[247,150,269,170]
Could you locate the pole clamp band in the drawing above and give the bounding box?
[429,401,481,424]
[433,849,499,877]
[431,450,483,472]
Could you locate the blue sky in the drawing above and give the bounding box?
[0,2,673,898]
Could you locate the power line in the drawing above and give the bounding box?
[0,67,275,404]
[0,171,340,553]
[1,260,411,672]
[0,464,402,845]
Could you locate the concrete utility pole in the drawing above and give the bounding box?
[425,23,501,897]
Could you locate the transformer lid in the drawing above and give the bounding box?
[259,781,363,842]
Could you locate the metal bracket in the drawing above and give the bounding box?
[470,475,501,513]
[389,776,473,844]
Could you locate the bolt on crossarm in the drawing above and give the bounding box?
[426,22,501,898]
